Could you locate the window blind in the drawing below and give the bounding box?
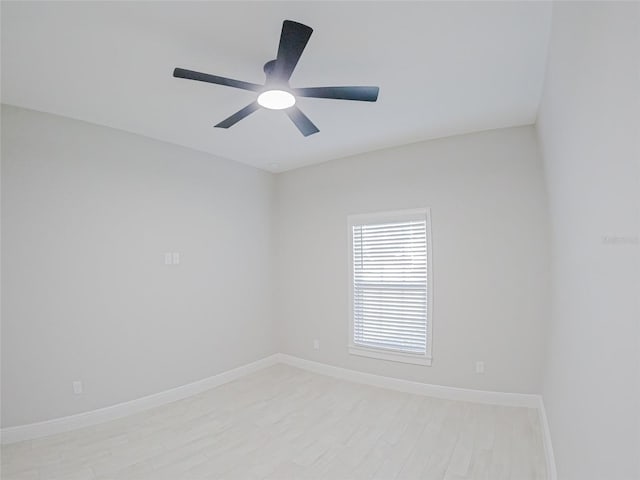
[352,219,428,355]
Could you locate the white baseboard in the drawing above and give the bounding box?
[538,396,558,480]
[1,350,555,476]
[279,355,559,477]
[277,354,540,408]
[0,354,280,445]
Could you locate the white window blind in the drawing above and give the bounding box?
[350,210,431,364]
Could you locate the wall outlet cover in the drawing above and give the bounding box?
[72,380,83,394]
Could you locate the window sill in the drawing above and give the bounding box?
[348,345,432,366]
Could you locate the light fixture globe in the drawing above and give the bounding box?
[257,89,296,110]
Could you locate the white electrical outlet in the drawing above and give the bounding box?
[164,252,172,265]
[475,361,485,374]
[172,252,180,265]
[72,380,83,394]
[313,339,320,350]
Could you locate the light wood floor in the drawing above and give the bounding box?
[1,364,546,480]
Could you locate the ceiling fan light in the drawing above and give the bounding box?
[258,90,296,110]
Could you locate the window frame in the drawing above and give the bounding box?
[347,208,433,366]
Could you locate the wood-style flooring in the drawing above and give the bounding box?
[1,364,546,479]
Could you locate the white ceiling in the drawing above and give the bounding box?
[1,1,552,172]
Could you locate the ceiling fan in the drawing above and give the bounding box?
[173,20,379,137]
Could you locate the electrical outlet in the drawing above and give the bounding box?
[172,252,180,265]
[164,252,172,265]
[475,361,485,374]
[72,380,83,394]
[313,339,320,350]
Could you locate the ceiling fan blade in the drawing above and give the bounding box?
[174,68,262,92]
[294,86,379,102]
[273,20,313,83]
[215,102,260,129]
[285,106,319,137]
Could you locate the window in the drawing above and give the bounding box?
[348,209,432,366]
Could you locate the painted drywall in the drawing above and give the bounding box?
[1,105,276,427]
[536,3,640,479]
[275,126,550,394]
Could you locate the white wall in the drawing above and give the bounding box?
[1,105,276,427]
[1,108,550,430]
[275,126,550,394]
[536,2,640,479]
